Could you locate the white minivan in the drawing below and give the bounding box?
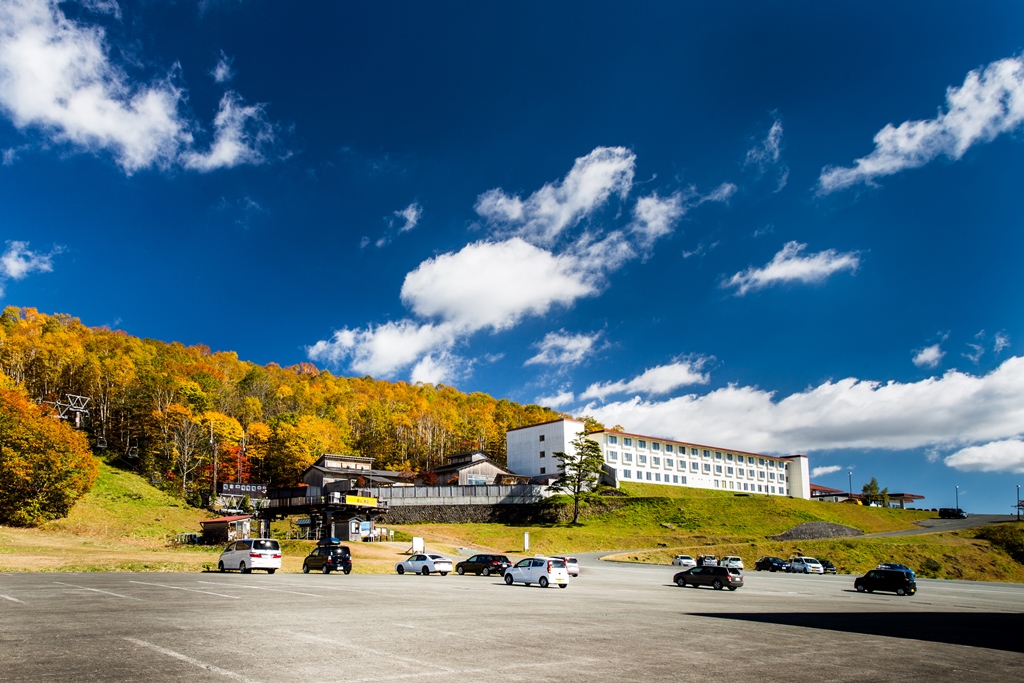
[790,556,824,574]
[504,557,570,588]
[218,538,282,574]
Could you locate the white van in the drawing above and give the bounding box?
[218,538,282,574]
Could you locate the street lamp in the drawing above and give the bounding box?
[1017,484,1020,522]
[955,485,959,510]
[848,471,853,499]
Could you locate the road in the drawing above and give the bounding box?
[1,562,1022,682]
[860,514,1017,538]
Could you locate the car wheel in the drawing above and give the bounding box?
[267,569,276,575]
[322,565,330,575]
[676,577,686,587]
[856,584,866,592]
[804,568,809,574]
[302,563,309,574]
[343,568,351,575]
[481,567,490,577]
[218,561,225,573]
[769,566,775,573]
[421,566,430,576]
[896,587,906,596]
[397,565,405,575]
[559,584,568,589]
[440,572,448,576]
[457,566,465,575]
[728,586,737,591]
[539,577,549,588]
[712,579,723,590]
[240,562,250,574]
[504,574,514,585]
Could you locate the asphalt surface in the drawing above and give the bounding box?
[860,514,1018,538]
[1,562,1022,682]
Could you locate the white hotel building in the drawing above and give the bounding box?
[506,418,811,500]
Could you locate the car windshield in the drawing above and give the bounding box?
[252,540,279,550]
[549,559,566,568]
[804,557,819,563]
[428,555,446,561]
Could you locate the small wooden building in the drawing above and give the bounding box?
[430,450,528,485]
[200,514,253,544]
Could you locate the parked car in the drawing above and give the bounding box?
[754,556,791,572]
[854,569,917,595]
[551,556,580,577]
[819,559,838,574]
[396,554,453,576]
[673,566,743,591]
[217,538,282,574]
[503,557,570,588]
[672,555,697,568]
[695,554,718,566]
[302,544,352,575]
[877,562,915,578]
[789,556,824,574]
[455,554,512,576]
[719,556,744,570]
[938,507,968,519]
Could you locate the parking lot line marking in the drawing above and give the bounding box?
[123,638,259,682]
[0,594,24,603]
[272,583,381,595]
[129,581,240,599]
[282,631,460,673]
[197,582,322,598]
[54,581,139,599]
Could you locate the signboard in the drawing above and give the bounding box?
[359,521,371,537]
[411,536,424,553]
[344,495,378,507]
[220,483,268,497]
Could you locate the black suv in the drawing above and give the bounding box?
[754,556,790,572]
[854,569,916,595]
[302,544,352,575]
[455,554,512,576]
[938,508,967,519]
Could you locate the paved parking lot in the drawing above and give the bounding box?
[1,560,1022,682]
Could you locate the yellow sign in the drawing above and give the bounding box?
[344,495,378,507]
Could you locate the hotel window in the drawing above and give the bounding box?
[646,472,652,481]
[652,442,661,451]
[715,451,722,459]
[637,440,646,449]
[540,467,546,474]
[703,449,711,458]
[757,484,763,492]
[608,436,618,445]
[682,476,688,485]
[539,434,545,442]
[728,481,734,489]
[652,457,660,467]
[673,475,679,483]
[691,448,699,456]
[768,460,775,468]
[624,453,633,463]
[624,438,633,447]
[769,472,775,481]
[691,462,699,472]
[665,458,673,468]
[726,453,733,462]
[655,473,661,482]
[665,444,673,453]
[758,471,766,479]
[748,456,755,464]
[703,463,711,472]
[715,465,723,474]
[540,451,545,458]
[623,470,631,478]
[743,483,749,491]
[770,486,776,494]
[726,467,733,475]
[779,474,786,482]
[608,451,619,462]
[714,480,720,488]
[639,455,647,464]
[758,458,765,466]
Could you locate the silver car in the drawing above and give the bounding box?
[672,554,696,568]
[396,553,453,576]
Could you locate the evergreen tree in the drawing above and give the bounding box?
[551,431,605,525]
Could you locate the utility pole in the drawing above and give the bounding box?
[210,422,218,508]
[848,471,852,499]
[955,485,959,509]
[1016,484,1020,522]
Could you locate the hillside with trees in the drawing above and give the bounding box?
[0,307,562,522]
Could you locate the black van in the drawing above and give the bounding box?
[938,508,967,519]
[854,569,916,595]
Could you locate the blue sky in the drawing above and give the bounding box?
[3,1,1024,512]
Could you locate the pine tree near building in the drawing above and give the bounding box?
[551,431,605,525]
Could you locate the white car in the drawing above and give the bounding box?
[396,553,453,576]
[672,555,697,568]
[217,538,282,574]
[720,556,744,570]
[552,556,580,577]
[790,556,824,574]
[503,557,570,588]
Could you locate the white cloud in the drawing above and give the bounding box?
[0,240,61,296]
[818,55,1024,193]
[810,465,843,478]
[995,331,1010,354]
[581,358,711,402]
[722,241,860,296]
[395,202,422,233]
[0,0,275,174]
[913,343,945,369]
[536,390,576,408]
[400,238,598,333]
[306,321,458,378]
[629,192,684,251]
[945,439,1024,474]
[475,146,636,246]
[525,330,602,367]
[746,118,783,167]
[211,51,234,83]
[584,356,1024,455]
[410,352,461,386]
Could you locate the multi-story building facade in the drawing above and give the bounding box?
[506,418,811,500]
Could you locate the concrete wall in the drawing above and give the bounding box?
[368,484,549,506]
[506,418,583,477]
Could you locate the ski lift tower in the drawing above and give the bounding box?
[47,394,91,429]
